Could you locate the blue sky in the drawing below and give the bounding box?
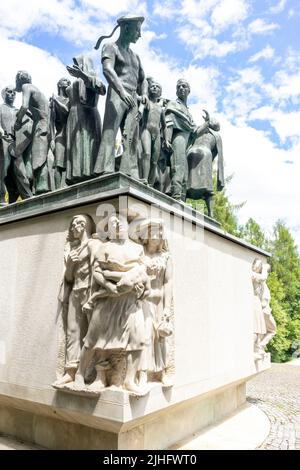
[0,0,299,245]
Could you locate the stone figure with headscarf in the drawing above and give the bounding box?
[93,15,148,179]
[186,111,224,217]
[65,55,106,185]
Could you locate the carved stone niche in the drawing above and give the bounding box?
[53,213,175,396]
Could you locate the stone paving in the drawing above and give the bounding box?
[247,360,300,450]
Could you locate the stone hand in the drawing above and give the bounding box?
[163,140,173,153]
[14,121,22,132]
[66,65,85,80]
[120,90,135,109]
[68,252,80,263]
[202,109,210,122]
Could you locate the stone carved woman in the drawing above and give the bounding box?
[252,258,268,360]
[134,219,174,387]
[70,214,151,395]
[65,55,106,185]
[54,214,96,387]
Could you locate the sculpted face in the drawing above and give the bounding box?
[253,259,263,273]
[3,87,16,105]
[149,82,162,99]
[108,214,128,240]
[70,216,87,239]
[176,81,190,101]
[58,78,71,92]
[125,21,142,43]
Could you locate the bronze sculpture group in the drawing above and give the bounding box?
[0,14,224,217]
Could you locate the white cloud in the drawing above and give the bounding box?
[177,26,240,58]
[263,70,300,107]
[222,67,264,123]
[0,1,102,45]
[249,45,275,63]
[248,18,279,34]
[153,0,179,18]
[134,31,220,112]
[250,106,300,144]
[211,0,249,32]
[269,0,287,14]
[219,119,300,246]
[0,37,67,107]
[82,0,146,16]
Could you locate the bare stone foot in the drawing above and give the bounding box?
[125,381,149,396]
[53,369,76,387]
[161,372,173,387]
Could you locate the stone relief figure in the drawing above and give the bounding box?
[139,81,171,186]
[0,86,19,204]
[54,214,96,387]
[49,77,71,189]
[186,112,224,217]
[93,15,148,179]
[15,70,50,195]
[66,214,151,395]
[134,219,174,388]
[259,263,277,351]
[65,55,106,185]
[251,258,275,360]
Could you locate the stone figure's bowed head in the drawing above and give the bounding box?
[252,258,263,273]
[57,77,71,92]
[15,71,32,92]
[68,214,95,242]
[94,14,145,50]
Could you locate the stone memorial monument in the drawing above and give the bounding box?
[0,12,273,450]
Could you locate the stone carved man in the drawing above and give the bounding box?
[186,113,224,217]
[65,55,106,185]
[68,214,151,395]
[93,15,148,179]
[0,86,19,204]
[139,81,171,186]
[15,70,50,195]
[165,79,209,201]
[49,77,71,189]
[251,258,276,360]
[54,214,96,387]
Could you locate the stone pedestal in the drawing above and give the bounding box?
[0,174,270,449]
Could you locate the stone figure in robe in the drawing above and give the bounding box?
[65,55,106,185]
[186,113,224,217]
[252,258,275,360]
[134,219,174,388]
